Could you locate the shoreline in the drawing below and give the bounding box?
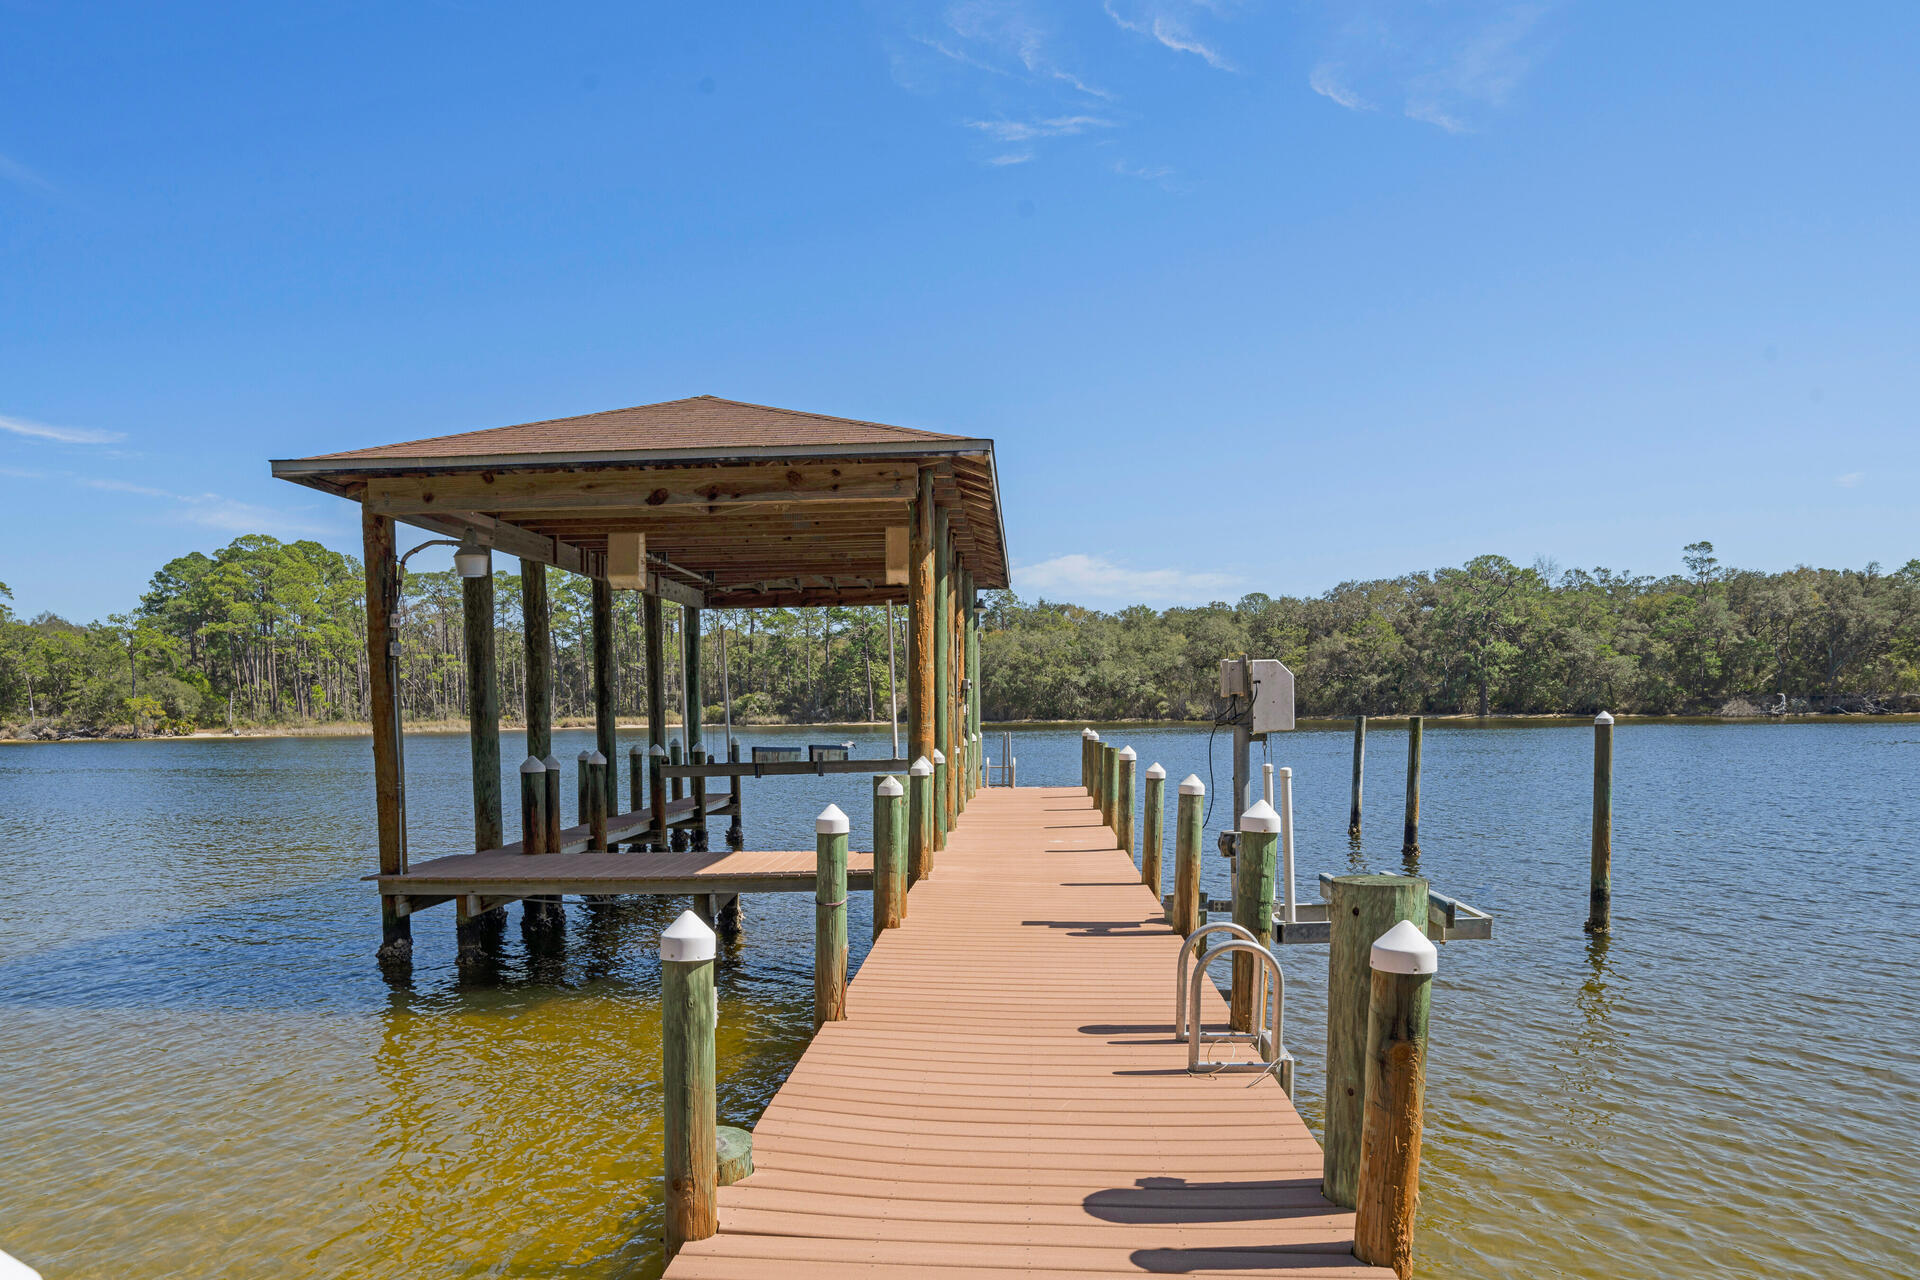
[7,709,1919,745]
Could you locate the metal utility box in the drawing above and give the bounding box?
[1219,658,1295,736]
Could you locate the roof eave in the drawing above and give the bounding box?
[269,437,994,478]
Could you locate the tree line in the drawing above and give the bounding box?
[3,536,1916,737]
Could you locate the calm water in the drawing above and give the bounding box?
[2,721,1915,1278]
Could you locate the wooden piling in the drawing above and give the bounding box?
[728,739,744,845]
[576,748,592,826]
[1586,710,1614,934]
[1349,715,1366,837]
[815,804,849,1029]
[649,744,668,851]
[1080,729,1096,794]
[518,755,547,854]
[592,577,617,816]
[691,746,709,851]
[661,909,718,1259]
[629,745,646,834]
[1354,920,1438,1280]
[587,751,609,851]
[1231,800,1280,1033]
[931,748,947,861]
[541,753,563,855]
[908,756,933,886]
[1172,775,1204,936]
[908,469,935,880]
[521,560,552,761]
[1324,873,1428,1209]
[933,511,951,852]
[873,775,904,937]
[1101,745,1119,833]
[1116,746,1137,862]
[716,1125,754,1188]
[1142,763,1165,900]
[463,558,501,854]
[670,738,685,802]
[645,591,667,762]
[1402,716,1422,857]
[361,509,408,961]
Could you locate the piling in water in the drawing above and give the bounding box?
[1350,715,1366,837]
[661,910,717,1259]
[587,751,608,851]
[1587,711,1614,933]
[815,805,849,1028]
[1402,716,1422,857]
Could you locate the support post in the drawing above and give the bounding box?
[873,775,904,937]
[362,509,408,961]
[518,756,548,854]
[1354,922,1437,1280]
[464,558,501,853]
[1349,715,1366,837]
[1081,728,1097,795]
[587,751,609,851]
[1101,744,1119,833]
[630,745,645,827]
[1142,763,1165,899]
[661,910,717,1260]
[592,577,616,817]
[1231,800,1280,1033]
[645,591,666,762]
[1586,711,1614,933]
[691,746,709,852]
[933,511,950,852]
[814,804,849,1028]
[967,583,980,798]
[684,606,704,851]
[1402,716,1422,857]
[1280,765,1297,925]
[521,560,551,761]
[1172,775,1204,935]
[1324,874,1429,1209]
[577,748,591,826]
[1116,746,1137,863]
[728,739,744,846]
[542,753,563,855]
[908,755,933,887]
[908,469,935,879]
[650,744,668,851]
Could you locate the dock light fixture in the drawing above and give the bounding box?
[453,534,490,578]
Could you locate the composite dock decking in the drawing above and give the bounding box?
[373,842,871,898]
[667,786,1391,1279]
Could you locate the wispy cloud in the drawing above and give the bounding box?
[0,151,54,195]
[1834,472,1864,489]
[989,151,1035,166]
[1015,553,1244,607]
[967,114,1112,142]
[40,470,333,538]
[1307,2,1558,134]
[1103,2,1236,71]
[1309,63,1372,111]
[0,413,127,445]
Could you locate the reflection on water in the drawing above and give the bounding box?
[3,722,1918,1277]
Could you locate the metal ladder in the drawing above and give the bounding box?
[1175,923,1295,1093]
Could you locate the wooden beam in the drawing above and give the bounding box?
[364,462,915,516]
[593,577,617,815]
[647,571,706,610]
[399,509,594,577]
[465,556,502,852]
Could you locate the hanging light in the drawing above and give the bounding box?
[453,534,490,578]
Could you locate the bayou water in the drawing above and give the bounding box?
[1,721,1914,1278]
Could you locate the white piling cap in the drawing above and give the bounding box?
[911,755,933,776]
[1118,746,1136,762]
[630,744,645,755]
[1082,727,1098,739]
[650,743,668,757]
[0,1249,43,1280]
[932,749,946,764]
[1145,763,1166,780]
[587,750,606,766]
[1371,919,1438,975]
[1595,710,1615,725]
[541,754,561,769]
[660,908,716,963]
[1239,799,1282,833]
[1179,773,1205,796]
[520,755,546,774]
[817,803,849,835]
[877,775,903,797]
[578,749,591,761]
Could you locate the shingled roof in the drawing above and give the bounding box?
[271,395,1008,605]
[296,395,975,466]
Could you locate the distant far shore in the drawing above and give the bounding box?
[8,709,1920,745]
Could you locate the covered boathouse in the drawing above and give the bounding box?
[271,394,1007,961]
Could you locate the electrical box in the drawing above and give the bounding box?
[1219,658,1295,736]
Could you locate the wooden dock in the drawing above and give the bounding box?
[666,785,1391,1279]
[374,841,871,899]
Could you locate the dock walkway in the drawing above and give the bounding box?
[667,786,1391,1279]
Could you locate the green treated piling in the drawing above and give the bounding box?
[1116,746,1137,862]
[661,909,717,1259]
[873,775,905,937]
[587,751,609,851]
[932,747,948,854]
[908,756,933,887]
[1231,800,1280,1033]
[814,804,849,1028]
[1323,873,1429,1210]
[1354,920,1438,1280]
[1350,715,1366,837]
[1172,775,1205,936]
[1142,763,1166,900]
[1101,745,1119,832]
[1586,711,1614,933]
[519,755,547,854]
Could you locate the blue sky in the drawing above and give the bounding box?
[3,2,1916,621]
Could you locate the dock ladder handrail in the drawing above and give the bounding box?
[1177,927,1296,1093]
[1175,922,1259,1042]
